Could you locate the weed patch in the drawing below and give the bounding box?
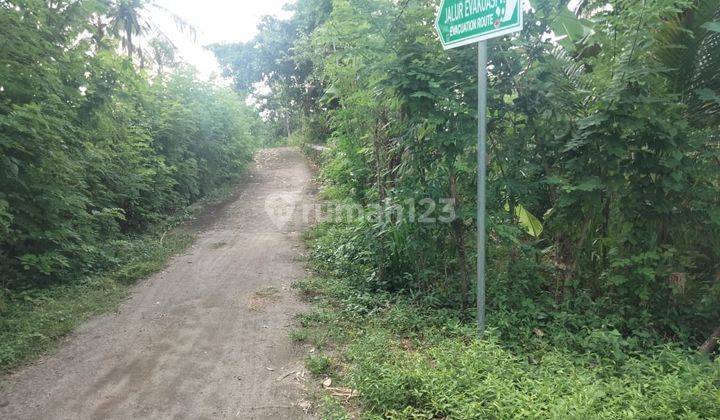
[296,223,720,418]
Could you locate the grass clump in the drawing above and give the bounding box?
[306,354,333,375]
[290,329,310,343]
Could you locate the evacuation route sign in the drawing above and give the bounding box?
[435,0,523,49]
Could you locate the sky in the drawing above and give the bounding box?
[150,0,294,80]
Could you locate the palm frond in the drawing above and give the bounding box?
[544,45,590,112]
[653,0,720,124]
[149,3,197,43]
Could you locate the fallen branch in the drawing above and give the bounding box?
[322,379,359,399]
[278,370,296,381]
[325,387,359,398]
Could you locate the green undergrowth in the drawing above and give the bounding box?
[0,183,240,372]
[294,223,720,419]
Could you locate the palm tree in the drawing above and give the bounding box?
[104,0,196,63]
[107,0,148,60]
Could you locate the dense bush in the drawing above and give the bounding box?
[0,1,260,289]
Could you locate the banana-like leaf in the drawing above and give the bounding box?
[505,202,544,238]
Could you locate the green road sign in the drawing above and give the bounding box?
[435,0,523,49]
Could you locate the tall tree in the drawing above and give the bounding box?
[105,0,196,63]
[210,0,332,138]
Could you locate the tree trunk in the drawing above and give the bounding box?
[555,233,574,303]
[699,325,720,355]
[372,115,387,284]
[92,16,105,49]
[126,25,133,60]
[449,168,470,312]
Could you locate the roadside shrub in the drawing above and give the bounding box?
[0,2,260,289]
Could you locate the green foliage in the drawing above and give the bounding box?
[505,202,543,238]
[0,0,266,369]
[223,0,720,348]
[298,223,720,418]
[348,333,720,419]
[103,0,197,63]
[0,0,261,290]
[210,0,333,140]
[213,0,720,415]
[306,354,333,375]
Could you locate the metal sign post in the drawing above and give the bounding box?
[435,1,523,335]
[476,40,487,334]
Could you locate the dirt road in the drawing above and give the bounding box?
[1,148,316,419]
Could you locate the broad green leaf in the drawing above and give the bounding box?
[515,204,544,238]
[504,202,544,238]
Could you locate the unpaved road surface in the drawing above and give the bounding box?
[1,148,316,419]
